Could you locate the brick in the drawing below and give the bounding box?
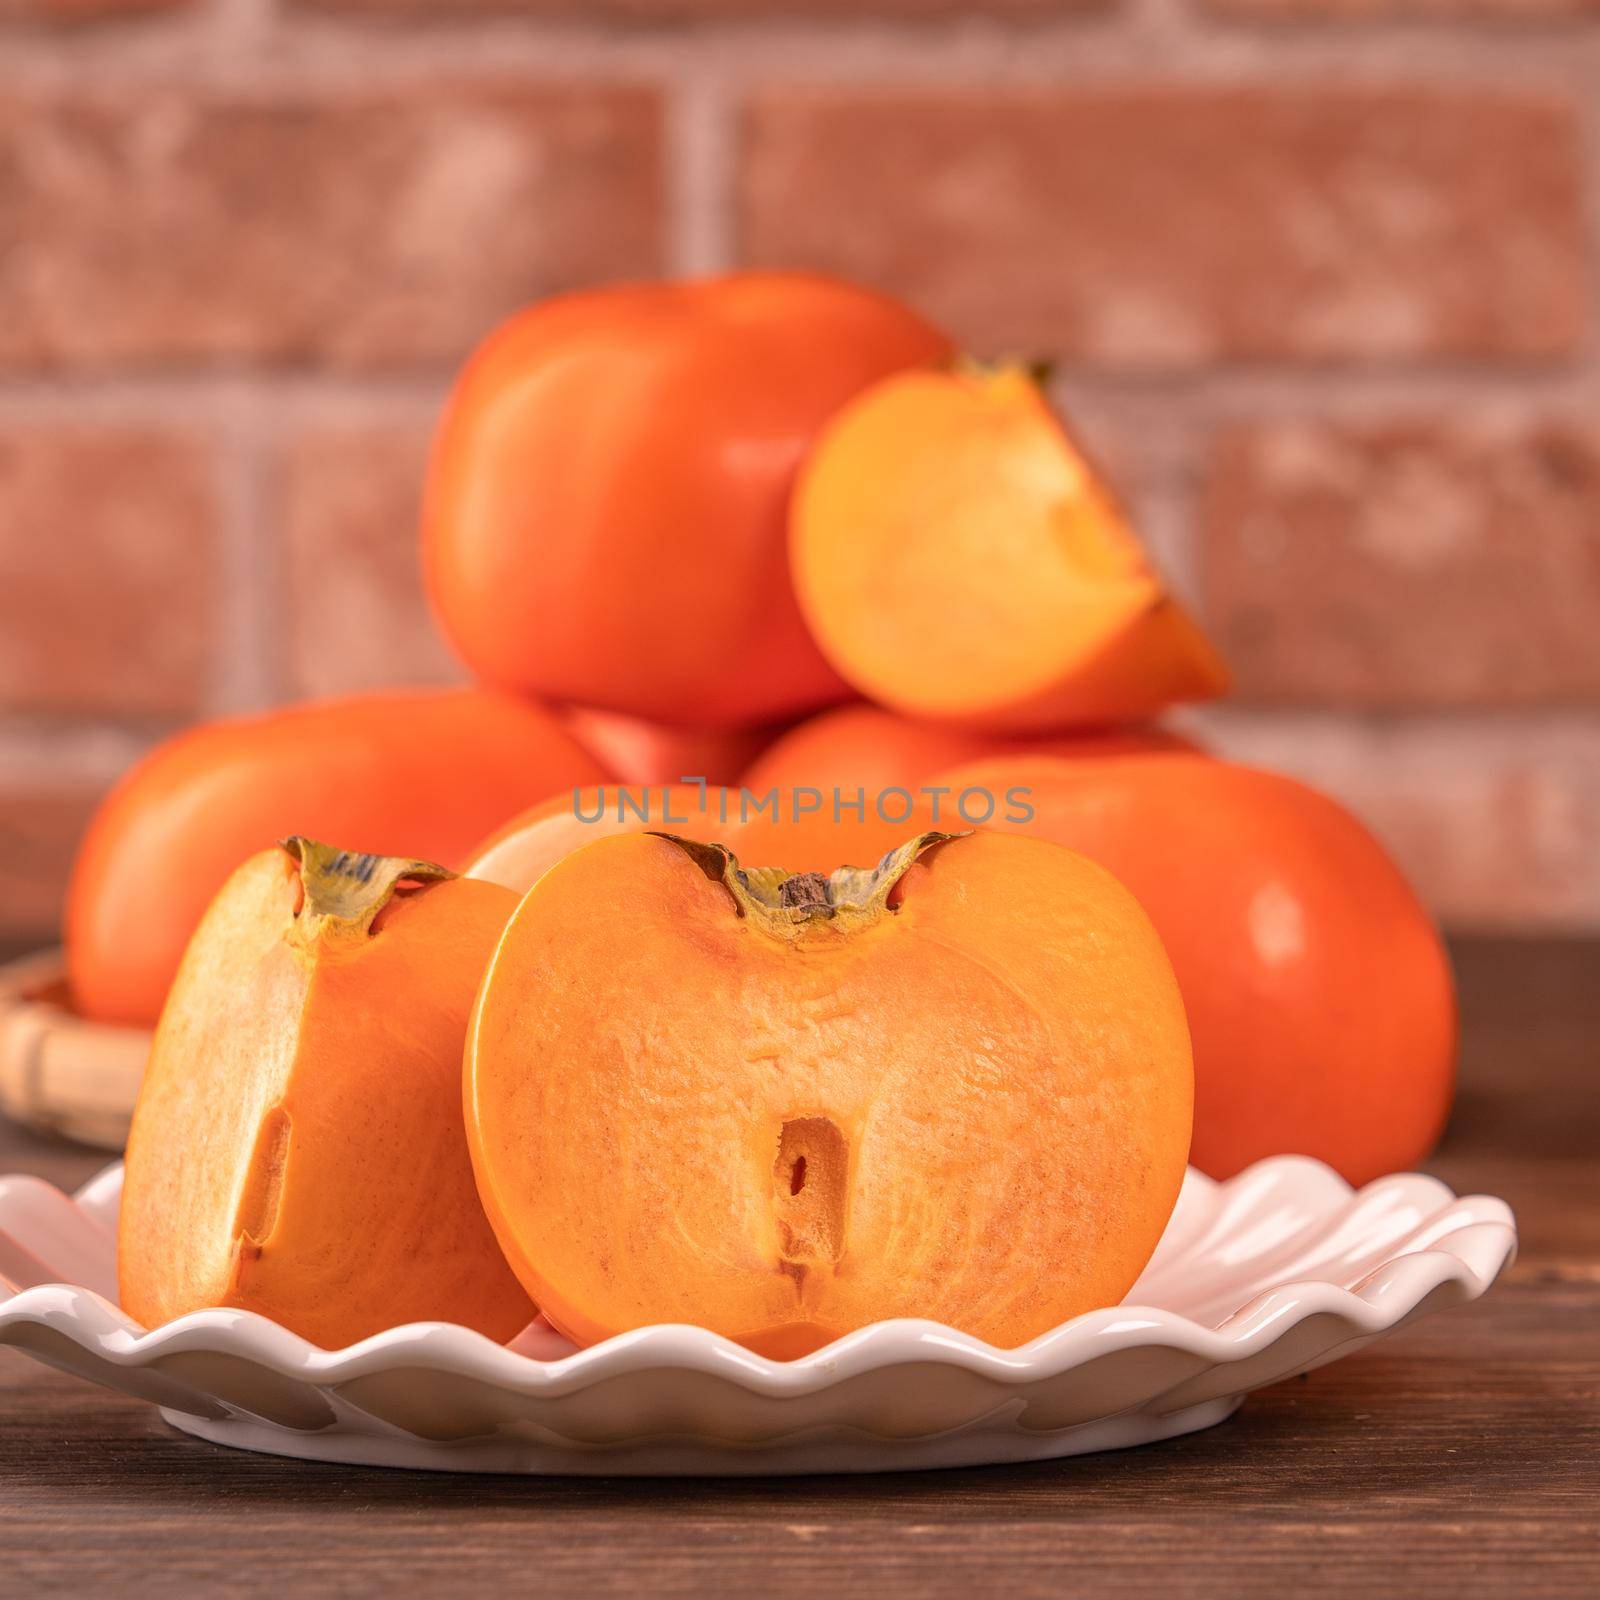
[1193,711,1600,931]
[0,88,663,370]
[0,783,107,947]
[0,0,192,17]
[0,426,218,718]
[293,0,1095,13]
[280,420,463,697]
[1211,0,1596,14]
[1202,418,1600,706]
[740,88,1585,366]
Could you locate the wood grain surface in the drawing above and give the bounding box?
[2,938,1596,1599]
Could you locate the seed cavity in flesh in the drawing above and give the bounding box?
[236,1104,291,1249]
[773,1116,848,1292]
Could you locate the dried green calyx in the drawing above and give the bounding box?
[280,837,454,944]
[650,831,966,938]
[952,352,1055,392]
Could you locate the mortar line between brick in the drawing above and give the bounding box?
[2,365,1597,419]
[212,387,281,717]
[0,721,171,781]
[665,74,736,277]
[1576,71,1600,378]
[0,375,451,421]
[3,17,1600,90]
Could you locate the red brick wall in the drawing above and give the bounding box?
[2,0,1597,943]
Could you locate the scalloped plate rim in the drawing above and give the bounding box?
[0,1153,1518,1472]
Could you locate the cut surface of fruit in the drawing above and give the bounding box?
[466,829,1193,1357]
[791,364,1229,730]
[118,840,533,1348]
[464,785,732,894]
[464,783,941,892]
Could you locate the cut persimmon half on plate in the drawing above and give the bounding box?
[791,363,1229,730]
[465,828,1193,1358]
[118,839,534,1349]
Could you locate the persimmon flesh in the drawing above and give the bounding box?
[792,364,1229,730]
[466,829,1193,1357]
[119,840,534,1348]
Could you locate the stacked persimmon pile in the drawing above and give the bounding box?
[71,274,1456,1357]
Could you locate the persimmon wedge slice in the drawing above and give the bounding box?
[465,829,1193,1358]
[791,364,1230,730]
[118,839,534,1348]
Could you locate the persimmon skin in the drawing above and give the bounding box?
[465,830,1193,1356]
[562,706,778,788]
[423,272,953,729]
[67,688,606,1027]
[119,846,534,1348]
[944,753,1457,1185]
[791,364,1230,730]
[741,702,1200,797]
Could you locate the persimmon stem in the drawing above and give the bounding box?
[648,830,967,937]
[280,836,454,943]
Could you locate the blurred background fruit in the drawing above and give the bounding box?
[741,704,1199,798]
[561,707,777,790]
[791,364,1229,729]
[2,4,1594,1195]
[945,753,1457,1184]
[6,8,1591,946]
[423,274,951,728]
[66,690,605,1027]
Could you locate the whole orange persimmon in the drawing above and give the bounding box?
[423,272,953,729]
[943,752,1457,1185]
[561,706,777,788]
[741,703,1199,799]
[67,689,606,1027]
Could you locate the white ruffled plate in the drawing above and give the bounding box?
[0,1157,1514,1476]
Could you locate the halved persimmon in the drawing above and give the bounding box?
[464,785,730,893]
[119,839,533,1348]
[464,783,941,892]
[465,829,1193,1357]
[791,364,1229,730]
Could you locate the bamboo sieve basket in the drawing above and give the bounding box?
[0,950,149,1151]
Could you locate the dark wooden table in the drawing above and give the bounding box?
[3,938,1596,1597]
